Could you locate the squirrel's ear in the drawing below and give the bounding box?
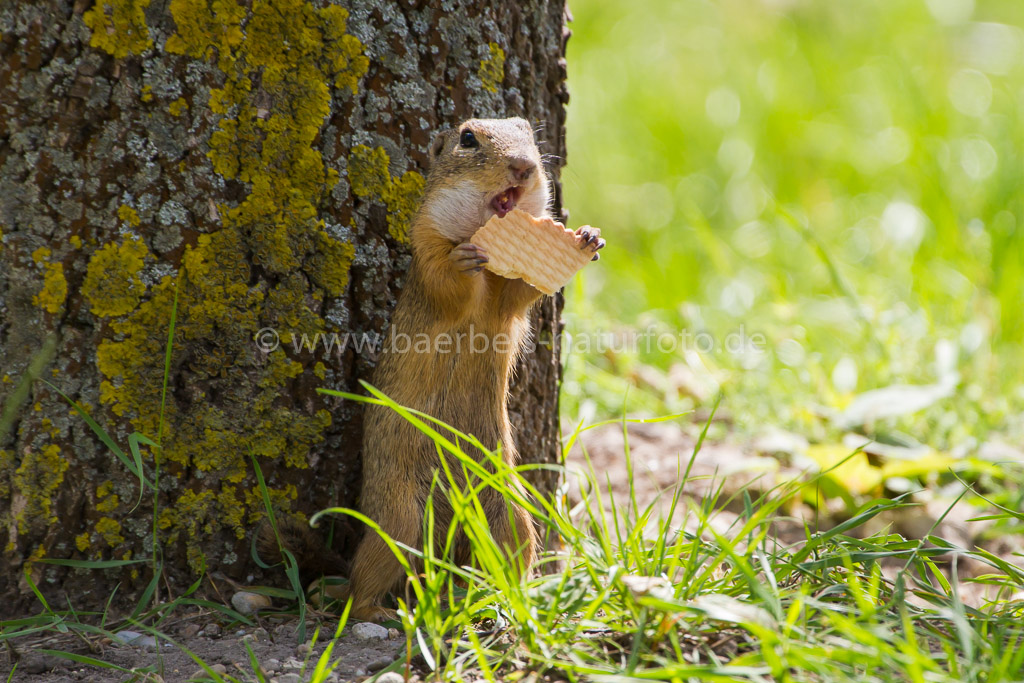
[430,131,449,160]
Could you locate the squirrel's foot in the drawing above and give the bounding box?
[307,576,349,608]
[307,581,398,623]
[575,226,606,261]
[450,242,489,274]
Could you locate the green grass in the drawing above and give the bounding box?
[561,0,1024,453]
[287,392,1024,683]
[5,383,1022,682]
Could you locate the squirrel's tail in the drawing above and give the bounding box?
[255,514,349,585]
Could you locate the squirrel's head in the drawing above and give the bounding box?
[420,117,551,242]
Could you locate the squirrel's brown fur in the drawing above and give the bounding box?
[263,118,603,622]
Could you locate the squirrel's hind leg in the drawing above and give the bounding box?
[340,534,405,622]
[344,486,423,623]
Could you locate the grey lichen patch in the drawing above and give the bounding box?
[157,200,189,228]
[391,81,431,112]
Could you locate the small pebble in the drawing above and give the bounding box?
[180,623,201,638]
[113,630,159,651]
[387,628,401,640]
[232,590,272,616]
[265,657,281,673]
[367,656,394,672]
[21,656,61,674]
[296,642,312,656]
[276,674,301,683]
[113,630,143,644]
[351,622,388,641]
[376,673,406,683]
[189,663,226,680]
[202,622,222,638]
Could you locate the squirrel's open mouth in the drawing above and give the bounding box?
[490,186,523,218]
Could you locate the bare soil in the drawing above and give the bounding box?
[3,614,406,682]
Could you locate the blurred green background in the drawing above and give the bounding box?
[561,0,1024,452]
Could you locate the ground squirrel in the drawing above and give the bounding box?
[263,117,604,623]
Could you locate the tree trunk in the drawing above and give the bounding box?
[0,0,568,613]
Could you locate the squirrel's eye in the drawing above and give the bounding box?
[459,130,478,149]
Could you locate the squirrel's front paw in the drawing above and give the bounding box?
[450,243,489,274]
[575,226,606,261]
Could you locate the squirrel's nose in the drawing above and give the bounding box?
[508,157,536,183]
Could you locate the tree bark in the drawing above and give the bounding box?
[0,0,568,613]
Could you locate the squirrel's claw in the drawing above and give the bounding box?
[575,226,604,254]
[451,243,489,274]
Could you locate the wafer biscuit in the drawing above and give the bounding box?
[470,209,594,295]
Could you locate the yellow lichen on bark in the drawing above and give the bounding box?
[78,0,369,571]
[184,0,368,275]
[164,0,245,70]
[348,145,424,243]
[168,97,188,116]
[83,0,153,58]
[82,237,150,318]
[479,42,506,93]
[34,261,67,314]
[118,204,141,226]
[95,517,125,547]
[12,444,69,534]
